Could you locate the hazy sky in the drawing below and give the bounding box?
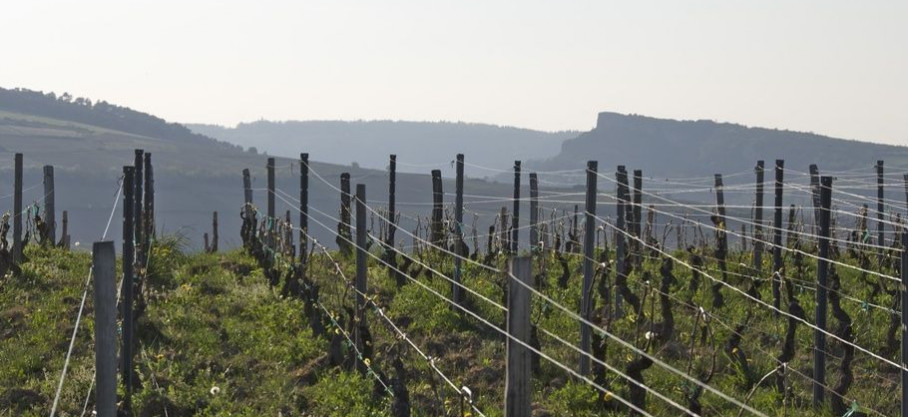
[2,1,905,145]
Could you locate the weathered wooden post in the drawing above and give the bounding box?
[753,161,764,273]
[529,173,539,250]
[387,155,397,248]
[354,184,368,373]
[877,160,885,267]
[338,173,352,255]
[267,157,276,221]
[43,165,55,244]
[92,241,117,417]
[134,150,144,265]
[453,154,465,304]
[772,160,785,315]
[615,166,629,316]
[300,154,309,262]
[814,175,832,407]
[809,164,820,235]
[512,160,521,253]
[211,211,219,252]
[121,166,135,413]
[430,169,444,246]
[12,153,22,263]
[505,256,532,417]
[60,210,70,249]
[242,168,253,212]
[632,169,643,269]
[144,153,154,243]
[580,161,597,375]
[900,229,908,417]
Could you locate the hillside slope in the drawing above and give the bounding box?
[0,88,542,250]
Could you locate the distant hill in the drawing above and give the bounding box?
[188,120,577,178]
[525,112,908,181]
[0,87,220,145]
[0,88,540,250]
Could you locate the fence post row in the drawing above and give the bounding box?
[453,154,465,304]
[43,165,55,244]
[814,175,833,407]
[92,241,117,417]
[121,166,136,414]
[512,160,520,253]
[505,256,532,417]
[354,183,368,374]
[772,159,785,316]
[12,153,22,263]
[579,161,597,375]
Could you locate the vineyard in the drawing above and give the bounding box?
[2,150,907,417]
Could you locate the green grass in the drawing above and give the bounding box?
[0,237,902,416]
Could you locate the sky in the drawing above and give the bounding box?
[1,1,906,145]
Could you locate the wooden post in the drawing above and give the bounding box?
[505,256,532,417]
[814,175,832,407]
[512,160,521,253]
[772,160,785,315]
[300,154,309,262]
[92,241,117,417]
[809,164,820,234]
[877,160,885,267]
[580,161,597,375]
[753,161,764,273]
[900,230,908,417]
[354,184,368,373]
[632,169,643,269]
[615,166,629,317]
[267,157,276,221]
[121,166,135,413]
[454,154,465,304]
[12,153,22,263]
[211,211,219,252]
[144,153,154,243]
[242,168,253,212]
[60,210,70,249]
[431,169,444,246]
[529,173,539,250]
[339,173,352,254]
[134,150,144,265]
[387,155,397,248]
[43,165,55,244]
[715,173,727,269]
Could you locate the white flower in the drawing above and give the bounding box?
[74,241,81,247]
[645,331,655,340]
[210,386,221,395]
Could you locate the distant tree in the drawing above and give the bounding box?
[60,92,72,102]
[247,146,258,154]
